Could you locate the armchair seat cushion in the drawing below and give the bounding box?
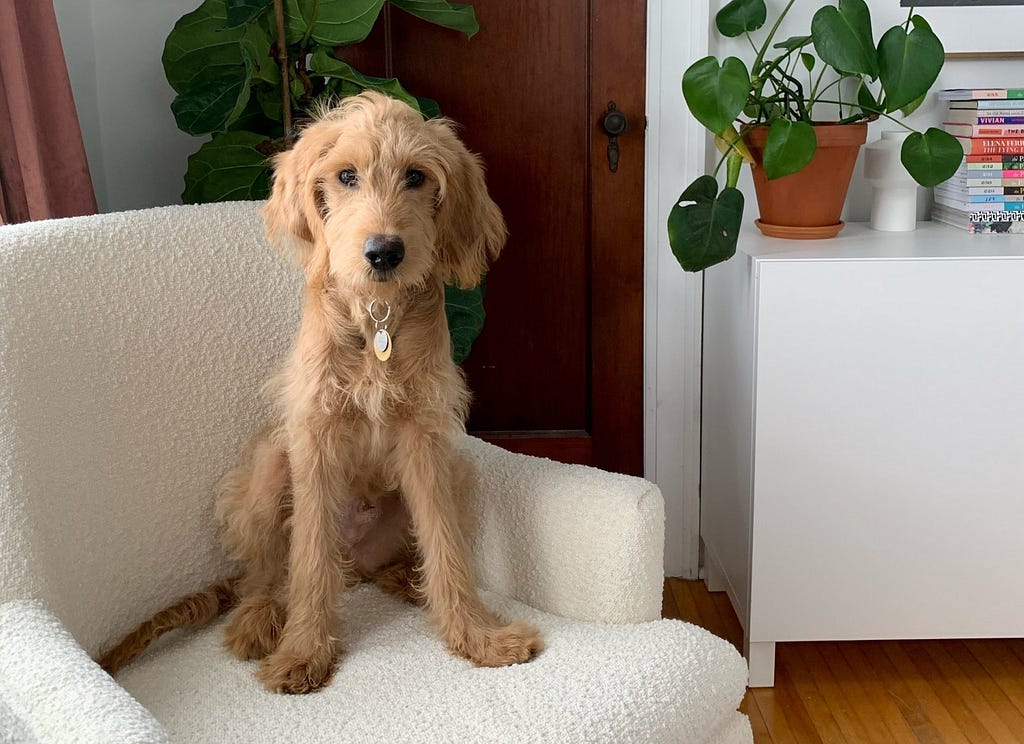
[115,586,748,744]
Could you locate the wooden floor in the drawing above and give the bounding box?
[663,578,1024,744]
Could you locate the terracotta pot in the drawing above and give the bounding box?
[744,123,868,239]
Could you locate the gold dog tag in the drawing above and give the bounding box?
[374,329,392,361]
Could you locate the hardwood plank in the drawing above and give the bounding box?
[861,642,947,744]
[834,642,921,744]
[781,644,851,743]
[965,640,1024,718]
[662,580,681,621]
[923,642,1021,744]
[668,578,706,628]
[473,430,593,465]
[661,580,1024,744]
[815,642,911,744]
[740,691,774,744]
[709,589,745,654]
[883,641,973,744]
[901,641,996,744]
[945,641,1024,737]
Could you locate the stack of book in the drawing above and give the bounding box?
[934,88,1024,233]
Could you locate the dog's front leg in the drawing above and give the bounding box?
[397,425,542,667]
[256,424,347,693]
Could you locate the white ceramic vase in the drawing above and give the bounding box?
[863,130,918,232]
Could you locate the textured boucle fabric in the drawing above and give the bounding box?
[0,601,168,744]
[459,436,664,623]
[114,585,749,744]
[0,202,301,656]
[0,203,750,742]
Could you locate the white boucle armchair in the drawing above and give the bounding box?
[0,203,751,744]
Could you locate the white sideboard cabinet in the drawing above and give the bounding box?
[701,223,1024,687]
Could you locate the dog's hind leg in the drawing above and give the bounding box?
[217,432,291,660]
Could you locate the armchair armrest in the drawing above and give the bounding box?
[0,601,168,744]
[458,436,664,624]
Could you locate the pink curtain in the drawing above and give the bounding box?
[0,0,97,225]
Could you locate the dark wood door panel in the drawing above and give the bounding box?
[340,1,645,474]
[387,1,591,434]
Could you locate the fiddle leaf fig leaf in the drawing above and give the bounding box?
[762,119,816,181]
[182,130,271,204]
[310,47,421,111]
[811,0,878,78]
[667,176,745,273]
[171,63,253,136]
[225,0,272,26]
[901,128,963,188]
[682,56,749,136]
[285,0,386,45]
[716,0,767,37]
[877,16,944,113]
[389,0,479,37]
[164,0,253,94]
[445,282,486,364]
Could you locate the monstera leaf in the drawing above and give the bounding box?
[811,0,878,78]
[901,128,963,188]
[667,176,745,273]
[762,120,817,180]
[682,56,749,137]
[877,15,944,113]
[715,0,767,38]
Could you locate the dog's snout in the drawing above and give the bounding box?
[364,234,405,271]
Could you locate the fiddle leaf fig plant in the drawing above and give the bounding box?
[668,0,963,273]
[163,0,487,363]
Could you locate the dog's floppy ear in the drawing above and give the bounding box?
[262,126,331,268]
[428,120,507,289]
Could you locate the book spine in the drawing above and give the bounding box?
[965,154,1024,163]
[960,166,1024,177]
[934,191,1024,203]
[937,186,1024,195]
[940,89,1024,100]
[956,137,1024,154]
[944,110,1024,124]
[945,178,1024,188]
[934,195,1024,211]
[951,100,1024,110]
[945,124,1024,137]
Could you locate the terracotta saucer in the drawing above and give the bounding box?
[754,219,845,240]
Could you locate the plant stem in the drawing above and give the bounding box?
[745,31,758,56]
[813,98,914,130]
[273,0,292,143]
[752,0,797,73]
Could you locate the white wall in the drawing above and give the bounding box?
[54,0,201,212]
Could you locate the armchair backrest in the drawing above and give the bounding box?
[0,202,302,654]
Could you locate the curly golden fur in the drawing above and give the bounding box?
[98,93,541,691]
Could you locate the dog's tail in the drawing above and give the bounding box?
[97,575,241,675]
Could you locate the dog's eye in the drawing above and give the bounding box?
[405,169,425,189]
[339,169,359,188]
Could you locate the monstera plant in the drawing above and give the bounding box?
[668,0,963,272]
[163,0,485,362]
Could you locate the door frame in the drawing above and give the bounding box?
[643,0,709,578]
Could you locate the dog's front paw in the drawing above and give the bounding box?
[453,620,543,667]
[256,646,337,694]
[223,596,284,660]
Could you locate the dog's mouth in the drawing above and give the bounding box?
[370,268,398,283]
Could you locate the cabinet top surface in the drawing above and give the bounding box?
[739,222,1024,262]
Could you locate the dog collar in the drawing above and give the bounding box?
[368,299,392,362]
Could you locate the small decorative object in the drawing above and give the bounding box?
[864,130,917,232]
[369,299,393,362]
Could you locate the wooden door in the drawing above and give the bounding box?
[345,1,646,475]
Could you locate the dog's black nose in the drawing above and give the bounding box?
[364,234,405,271]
